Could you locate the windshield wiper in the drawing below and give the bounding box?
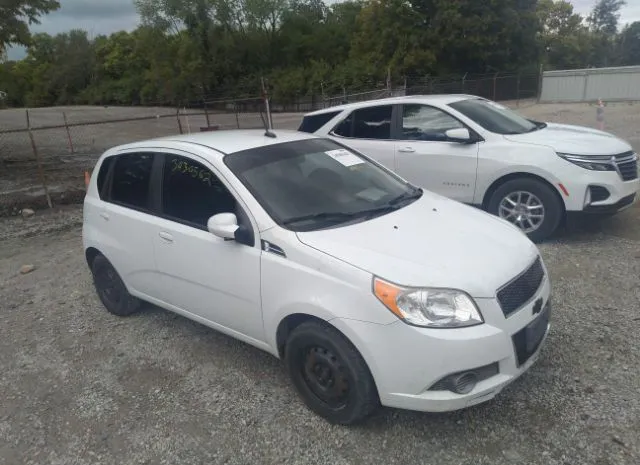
[283,189,423,227]
[282,211,361,227]
[388,188,423,206]
[359,188,424,219]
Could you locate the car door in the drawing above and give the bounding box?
[329,104,397,171]
[394,103,479,203]
[98,151,165,299]
[151,151,264,342]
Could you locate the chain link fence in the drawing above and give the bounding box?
[0,99,269,216]
[0,72,541,216]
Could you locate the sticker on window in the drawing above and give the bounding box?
[325,149,365,167]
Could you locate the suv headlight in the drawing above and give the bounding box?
[557,153,615,171]
[373,278,483,328]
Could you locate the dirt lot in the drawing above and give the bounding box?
[0,102,639,464]
[1,201,639,465]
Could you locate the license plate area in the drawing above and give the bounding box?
[512,302,551,367]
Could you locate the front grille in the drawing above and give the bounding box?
[614,152,638,181]
[497,257,545,317]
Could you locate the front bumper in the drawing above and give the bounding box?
[331,276,551,413]
[582,192,637,214]
[562,169,639,213]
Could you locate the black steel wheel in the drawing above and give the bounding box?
[91,254,140,317]
[285,320,379,425]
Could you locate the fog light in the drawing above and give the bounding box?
[450,372,478,394]
[428,362,499,394]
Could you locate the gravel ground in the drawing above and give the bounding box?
[0,201,639,465]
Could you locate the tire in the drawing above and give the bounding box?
[487,178,564,243]
[90,254,141,317]
[284,321,379,425]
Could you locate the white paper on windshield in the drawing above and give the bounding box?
[325,149,365,167]
[356,187,387,202]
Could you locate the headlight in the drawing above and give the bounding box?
[373,278,483,328]
[557,153,615,171]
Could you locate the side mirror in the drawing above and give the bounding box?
[445,128,473,143]
[207,213,239,240]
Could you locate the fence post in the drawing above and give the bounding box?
[203,99,211,127]
[62,112,75,154]
[234,102,240,129]
[493,72,499,101]
[516,73,521,107]
[537,63,544,103]
[462,72,468,93]
[25,109,53,209]
[176,106,183,134]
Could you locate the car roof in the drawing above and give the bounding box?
[304,94,481,116]
[114,129,316,156]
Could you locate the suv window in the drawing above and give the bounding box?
[298,111,340,133]
[161,154,238,229]
[333,105,393,140]
[110,153,154,210]
[401,104,464,141]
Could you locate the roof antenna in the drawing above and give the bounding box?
[261,77,276,138]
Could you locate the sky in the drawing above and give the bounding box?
[6,0,640,61]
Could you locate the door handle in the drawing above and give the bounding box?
[99,212,110,221]
[158,232,174,243]
[397,146,415,153]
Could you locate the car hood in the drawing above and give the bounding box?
[296,193,539,298]
[504,122,633,155]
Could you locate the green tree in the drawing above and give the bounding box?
[0,0,60,54]
[618,21,640,65]
[588,0,626,35]
[537,0,592,69]
[587,0,626,66]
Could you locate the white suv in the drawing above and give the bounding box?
[83,129,550,424]
[300,95,639,242]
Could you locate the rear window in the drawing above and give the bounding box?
[298,111,340,133]
[96,156,114,198]
[110,153,154,211]
[333,105,393,140]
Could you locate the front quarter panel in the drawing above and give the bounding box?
[260,228,397,357]
[474,141,571,207]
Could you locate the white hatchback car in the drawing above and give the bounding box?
[300,95,639,242]
[83,129,551,424]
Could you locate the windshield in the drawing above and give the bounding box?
[449,98,541,135]
[224,138,421,232]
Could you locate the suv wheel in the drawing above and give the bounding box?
[284,321,379,425]
[488,178,563,243]
[91,254,141,316]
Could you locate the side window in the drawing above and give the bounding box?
[161,154,238,229]
[110,153,154,210]
[401,104,464,141]
[352,106,393,140]
[332,112,353,137]
[298,111,340,133]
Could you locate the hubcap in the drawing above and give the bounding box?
[498,191,545,233]
[96,266,123,307]
[302,347,350,409]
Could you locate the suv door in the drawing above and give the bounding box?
[395,104,479,203]
[329,105,397,170]
[151,151,263,342]
[97,151,164,299]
